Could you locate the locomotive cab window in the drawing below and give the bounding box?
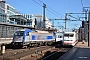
[14,31,24,36]
[69,34,74,37]
[64,34,74,37]
[60,36,62,38]
[58,35,62,38]
[26,32,29,36]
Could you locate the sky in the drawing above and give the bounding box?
[6,0,90,31]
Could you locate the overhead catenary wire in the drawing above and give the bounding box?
[37,0,84,30]
[38,0,63,18]
[47,8,61,18]
[47,8,65,28]
[38,0,44,4]
[81,0,84,8]
[33,0,64,29]
[33,0,60,18]
[32,0,42,7]
[38,0,64,29]
[47,6,62,18]
[33,0,64,19]
[80,0,84,17]
[80,0,87,19]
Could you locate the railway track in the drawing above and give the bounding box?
[38,47,71,60]
[0,44,72,60]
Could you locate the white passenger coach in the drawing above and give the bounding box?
[63,32,78,46]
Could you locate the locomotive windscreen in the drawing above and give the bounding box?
[64,34,74,37]
[14,31,24,36]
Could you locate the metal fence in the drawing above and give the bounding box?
[0,25,24,43]
[0,25,22,38]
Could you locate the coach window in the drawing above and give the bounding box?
[69,34,74,37]
[58,35,62,38]
[26,32,29,36]
[60,36,62,38]
[64,34,69,37]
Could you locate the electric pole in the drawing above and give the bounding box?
[83,7,90,47]
[43,3,46,30]
[82,7,90,46]
[65,13,68,31]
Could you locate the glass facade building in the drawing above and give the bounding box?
[6,4,18,15]
[0,0,52,28]
[5,4,19,24]
[0,0,6,22]
[0,0,52,38]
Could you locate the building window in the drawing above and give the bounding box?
[28,15,29,18]
[30,15,33,19]
[0,2,5,8]
[7,6,9,10]
[30,22,32,26]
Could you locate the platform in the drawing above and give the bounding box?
[57,41,90,60]
[0,40,12,45]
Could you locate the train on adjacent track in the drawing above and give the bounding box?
[55,32,64,44]
[12,29,78,48]
[63,32,78,46]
